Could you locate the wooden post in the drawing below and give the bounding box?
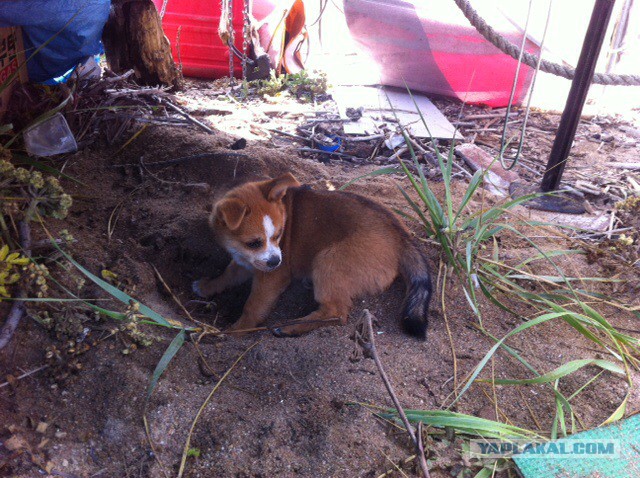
[102,0,180,87]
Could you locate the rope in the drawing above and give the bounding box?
[242,0,251,81]
[452,0,640,86]
[227,0,235,85]
[159,0,169,18]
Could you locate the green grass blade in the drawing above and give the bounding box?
[473,468,494,478]
[478,359,624,385]
[5,85,76,149]
[147,329,186,400]
[453,170,484,225]
[602,392,629,425]
[0,12,79,97]
[514,249,583,268]
[386,409,541,439]
[505,274,620,284]
[338,166,399,190]
[54,244,174,327]
[396,184,435,236]
[451,312,569,406]
[12,153,87,186]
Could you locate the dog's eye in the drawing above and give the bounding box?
[245,239,263,249]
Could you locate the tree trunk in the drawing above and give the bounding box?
[102,0,179,87]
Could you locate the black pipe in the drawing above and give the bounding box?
[540,0,615,192]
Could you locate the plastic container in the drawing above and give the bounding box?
[23,113,77,157]
[152,0,275,79]
[316,134,342,152]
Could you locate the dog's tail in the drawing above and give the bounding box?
[399,242,432,339]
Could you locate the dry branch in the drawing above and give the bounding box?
[356,309,431,478]
[160,99,217,135]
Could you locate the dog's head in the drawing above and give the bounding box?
[210,173,300,272]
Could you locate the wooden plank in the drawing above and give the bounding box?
[332,86,462,140]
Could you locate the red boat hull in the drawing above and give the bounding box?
[344,0,540,107]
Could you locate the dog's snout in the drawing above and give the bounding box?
[266,255,281,268]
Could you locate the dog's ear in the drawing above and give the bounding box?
[264,173,301,202]
[213,198,248,230]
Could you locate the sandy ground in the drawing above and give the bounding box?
[1,83,639,478]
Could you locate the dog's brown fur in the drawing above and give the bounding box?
[193,173,432,337]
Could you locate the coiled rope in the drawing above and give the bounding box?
[453,0,640,86]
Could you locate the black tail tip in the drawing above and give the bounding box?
[402,317,428,340]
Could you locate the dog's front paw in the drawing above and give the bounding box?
[272,325,303,338]
[272,327,295,338]
[192,280,207,298]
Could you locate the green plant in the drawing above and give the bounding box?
[347,90,639,476]
[250,70,328,101]
[1,157,72,220]
[186,447,201,458]
[0,243,29,298]
[0,16,197,413]
[37,239,198,400]
[394,94,636,425]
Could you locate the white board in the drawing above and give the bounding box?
[332,86,463,140]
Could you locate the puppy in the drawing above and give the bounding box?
[193,173,432,338]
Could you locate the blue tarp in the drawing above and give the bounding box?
[0,0,111,84]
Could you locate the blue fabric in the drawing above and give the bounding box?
[0,0,111,83]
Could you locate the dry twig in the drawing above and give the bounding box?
[160,98,217,135]
[0,364,49,389]
[177,340,262,478]
[356,309,431,478]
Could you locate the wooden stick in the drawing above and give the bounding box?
[359,309,431,478]
[161,99,216,135]
[195,317,342,340]
[177,340,262,478]
[0,364,49,389]
[463,112,517,120]
[151,266,217,332]
[105,88,168,98]
[111,152,249,169]
[605,162,640,170]
[268,128,309,142]
[346,134,385,142]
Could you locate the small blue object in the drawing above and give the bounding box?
[317,134,342,153]
[0,0,111,84]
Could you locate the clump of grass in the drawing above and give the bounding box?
[395,93,636,417]
[0,27,202,413]
[350,91,639,475]
[249,70,328,101]
[39,238,198,399]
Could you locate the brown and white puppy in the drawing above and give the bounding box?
[193,173,432,338]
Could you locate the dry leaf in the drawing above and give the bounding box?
[5,434,28,451]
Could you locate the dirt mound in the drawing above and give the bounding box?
[1,122,636,478]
